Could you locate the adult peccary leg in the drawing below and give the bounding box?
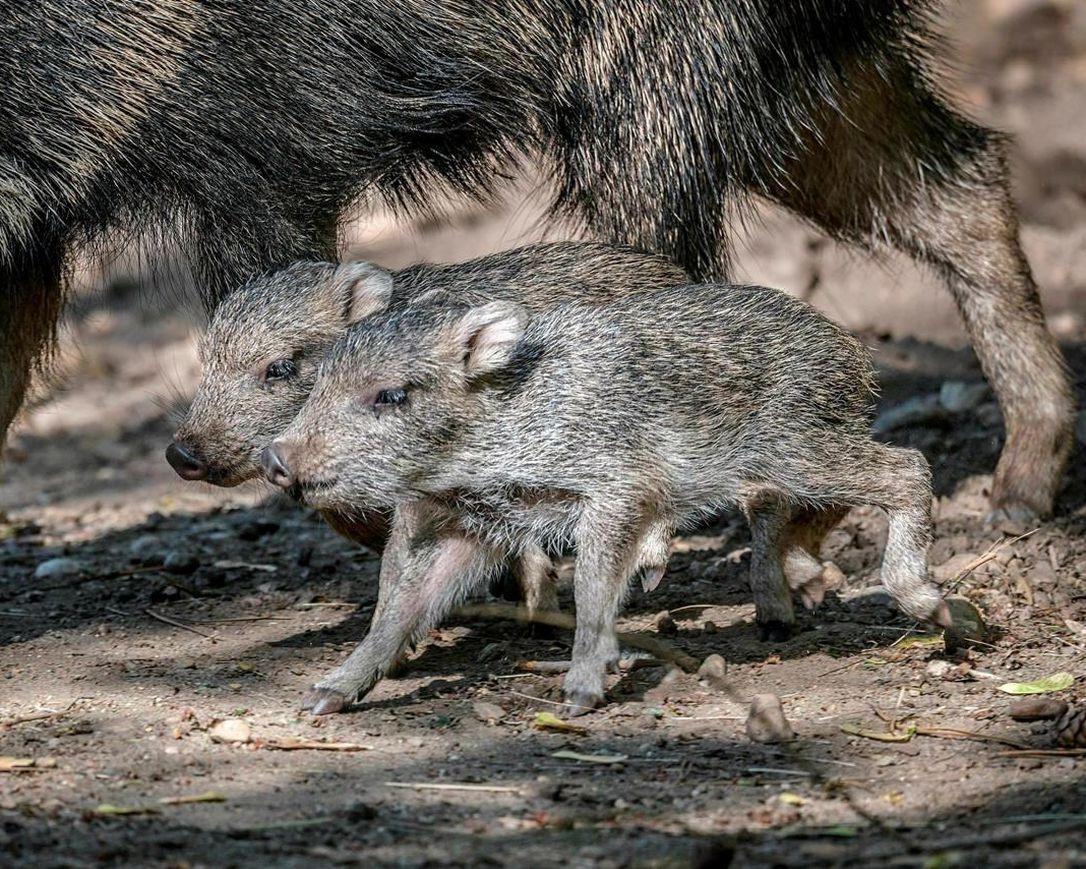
[0,234,64,451]
[759,59,1073,522]
[303,504,500,715]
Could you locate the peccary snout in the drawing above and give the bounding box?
[261,444,295,489]
[165,441,208,481]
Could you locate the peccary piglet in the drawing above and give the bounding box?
[265,275,952,714]
[169,241,688,614]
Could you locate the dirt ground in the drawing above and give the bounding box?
[4,2,1086,866]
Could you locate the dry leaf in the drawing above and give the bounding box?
[998,672,1074,695]
[0,756,36,771]
[533,712,588,734]
[159,791,227,805]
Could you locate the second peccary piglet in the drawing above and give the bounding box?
[265,278,952,714]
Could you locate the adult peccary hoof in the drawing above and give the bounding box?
[301,687,349,716]
[942,597,988,653]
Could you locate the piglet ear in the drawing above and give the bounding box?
[328,261,394,325]
[453,301,527,375]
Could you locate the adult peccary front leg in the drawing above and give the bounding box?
[302,504,500,715]
[757,58,1073,523]
[0,233,64,453]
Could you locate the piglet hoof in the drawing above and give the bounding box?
[562,690,604,717]
[798,580,824,611]
[301,687,350,716]
[757,620,795,643]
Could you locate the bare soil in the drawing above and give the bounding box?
[4,2,1086,866]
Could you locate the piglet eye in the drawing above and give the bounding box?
[264,359,297,382]
[373,387,408,417]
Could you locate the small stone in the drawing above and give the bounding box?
[33,557,83,581]
[653,611,677,636]
[925,659,952,680]
[942,597,989,652]
[208,719,251,744]
[472,701,506,723]
[939,381,989,414]
[163,551,200,575]
[697,654,727,681]
[128,535,162,565]
[745,694,793,744]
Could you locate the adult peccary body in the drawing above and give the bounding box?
[167,241,689,614]
[0,1,1071,521]
[265,277,951,714]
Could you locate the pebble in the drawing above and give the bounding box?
[943,597,989,652]
[745,693,794,744]
[163,551,200,575]
[925,659,953,680]
[472,701,506,723]
[653,611,678,636]
[128,535,162,564]
[208,719,251,744]
[33,557,83,581]
[697,654,727,681]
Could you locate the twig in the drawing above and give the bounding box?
[993,748,1086,759]
[0,711,64,729]
[143,608,217,639]
[506,689,596,712]
[384,781,522,794]
[914,726,1029,750]
[454,603,700,672]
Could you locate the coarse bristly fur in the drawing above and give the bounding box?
[268,270,951,714]
[170,240,688,618]
[0,0,1074,523]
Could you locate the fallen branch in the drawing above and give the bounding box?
[454,603,700,673]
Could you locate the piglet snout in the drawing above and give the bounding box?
[261,443,295,489]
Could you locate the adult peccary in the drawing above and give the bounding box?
[0,1,1071,523]
[263,277,951,714]
[167,241,688,614]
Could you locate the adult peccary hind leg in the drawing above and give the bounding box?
[761,60,1073,522]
